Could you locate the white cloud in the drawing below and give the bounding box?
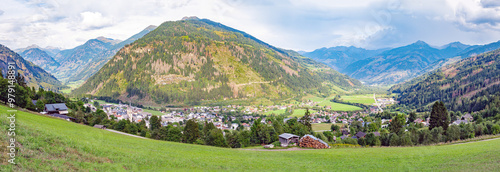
[79,11,113,30]
[1,0,500,51]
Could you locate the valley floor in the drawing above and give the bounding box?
[1,105,499,171]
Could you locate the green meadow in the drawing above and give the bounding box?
[1,105,499,171]
[306,95,363,111]
[341,94,376,105]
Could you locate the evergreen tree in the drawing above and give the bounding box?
[389,114,405,134]
[300,108,312,131]
[149,115,161,131]
[430,101,450,131]
[183,119,200,143]
[408,112,417,124]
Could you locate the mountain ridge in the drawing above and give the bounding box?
[73,18,361,106]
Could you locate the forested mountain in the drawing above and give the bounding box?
[395,48,500,116]
[73,17,361,106]
[65,25,157,83]
[344,41,469,85]
[52,37,121,82]
[0,44,65,90]
[18,48,60,72]
[302,46,387,71]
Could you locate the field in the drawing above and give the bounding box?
[340,94,375,105]
[290,109,316,117]
[264,109,286,115]
[305,95,363,111]
[94,100,164,116]
[1,105,500,171]
[311,123,344,131]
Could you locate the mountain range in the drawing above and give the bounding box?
[73,17,361,106]
[17,25,157,84]
[303,40,500,86]
[393,48,500,114]
[0,44,65,90]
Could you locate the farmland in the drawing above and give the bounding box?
[311,123,344,131]
[305,95,363,111]
[340,94,375,105]
[1,105,499,171]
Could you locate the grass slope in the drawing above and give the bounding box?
[1,105,499,171]
[306,95,363,111]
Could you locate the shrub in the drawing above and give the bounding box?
[272,141,281,147]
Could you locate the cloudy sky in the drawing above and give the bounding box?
[1,0,500,51]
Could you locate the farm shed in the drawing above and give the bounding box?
[279,133,299,147]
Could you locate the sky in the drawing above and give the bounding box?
[1,0,500,51]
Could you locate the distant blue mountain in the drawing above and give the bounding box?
[304,40,500,85]
[302,46,387,71]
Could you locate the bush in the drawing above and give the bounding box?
[492,124,500,135]
[272,141,281,147]
[341,137,358,145]
[389,134,400,146]
[358,138,367,146]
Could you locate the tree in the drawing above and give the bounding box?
[323,131,335,143]
[408,112,417,124]
[183,119,200,143]
[358,137,367,146]
[202,122,216,144]
[429,101,450,131]
[166,126,182,142]
[149,115,161,131]
[491,124,500,135]
[389,114,405,134]
[300,108,312,131]
[365,133,380,146]
[331,124,340,132]
[35,100,45,112]
[389,133,400,146]
[206,129,228,147]
[430,127,444,143]
[446,125,460,142]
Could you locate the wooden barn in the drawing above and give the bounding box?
[279,133,299,147]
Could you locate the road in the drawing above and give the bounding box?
[105,129,148,139]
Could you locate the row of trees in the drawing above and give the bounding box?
[341,101,500,147]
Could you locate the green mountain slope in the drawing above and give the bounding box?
[18,48,61,72]
[396,49,500,113]
[0,44,65,90]
[73,18,361,105]
[2,105,500,171]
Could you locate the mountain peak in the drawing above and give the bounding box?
[94,36,121,44]
[181,16,200,21]
[145,25,157,30]
[26,44,41,49]
[412,40,429,46]
[441,41,469,49]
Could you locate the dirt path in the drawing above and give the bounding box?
[106,129,148,139]
[451,137,500,145]
[244,147,315,151]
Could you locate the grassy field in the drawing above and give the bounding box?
[341,94,376,105]
[306,95,363,111]
[94,100,164,116]
[290,109,317,117]
[264,109,286,115]
[311,123,345,131]
[1,105,500,171]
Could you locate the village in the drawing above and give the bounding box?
[39,96,476,150]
